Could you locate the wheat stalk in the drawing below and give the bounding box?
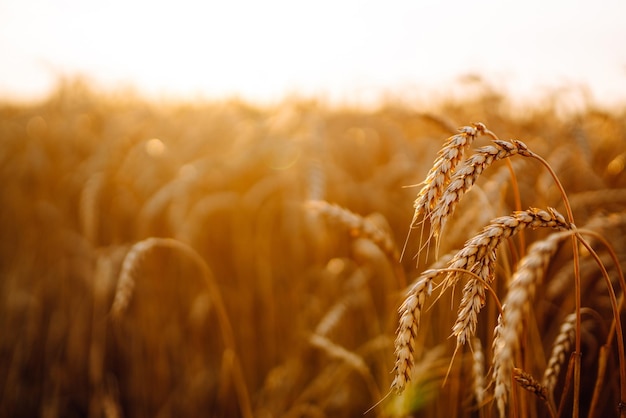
[491,230,571,418]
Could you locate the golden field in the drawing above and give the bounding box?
[1,81,625,417]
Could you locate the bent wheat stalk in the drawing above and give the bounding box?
[110,237,253,418]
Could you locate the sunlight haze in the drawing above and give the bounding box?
[1,0,625,105]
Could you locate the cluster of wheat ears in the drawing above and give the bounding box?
[387,122,625,418]
[1,83,626,417]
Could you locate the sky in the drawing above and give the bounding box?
[1,0,625,106]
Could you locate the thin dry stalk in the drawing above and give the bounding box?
[522,149,583,417]
[574,231,626,414]
[492,230,571,417]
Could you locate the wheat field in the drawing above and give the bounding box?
[1,81,625,417]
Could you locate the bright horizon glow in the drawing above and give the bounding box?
[1,0,626,107]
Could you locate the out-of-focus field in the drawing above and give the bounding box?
[1,81,625,418]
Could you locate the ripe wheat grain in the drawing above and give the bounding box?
[513,368,555,417]
[448,208,570,348]
[543,312,577,394]
[392,254,453,393]
[472,337,486,406]
[430,139,530,239]
[410,123,487,230]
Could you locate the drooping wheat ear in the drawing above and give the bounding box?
[542,312,577,394]
[451,251,496,346]
[513,368,556,417]
[306,200,400,261]
[110,238,160,318]
[410,123,487,229]
[109,237,251,416]
[447,208,571,348]
[391,270,436,393]
[391,253,453,393]
[492,313,507,418]
[430,139,531,239]
[491,231,571,417]
[442,208,570,294]
[472,337,486,406]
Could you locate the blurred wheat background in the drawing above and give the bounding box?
[1,79,625,417]
[2,1,626,417]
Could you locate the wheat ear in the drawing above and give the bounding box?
[443,208,569,292]
[492,230,571,418]
[110,238,159,318]
[513,368,556,418]
[492,313,507,417]
[543,312,577,394]
[472,337,486,407]
[391,270,436,393]
[391,254,453,393]
[447,208,570,348]
[410,123,487,229]
[110,237,252,417]
[306,200,399,261]
[430,139,530,239]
